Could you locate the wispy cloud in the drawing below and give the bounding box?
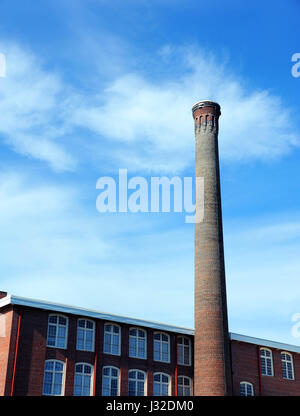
[0,43,76,171]
[0,42,298,173]
[0,169,194,325]
[71,46,299,171]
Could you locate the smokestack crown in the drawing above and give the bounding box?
[192,100,221,117]
[192,100,221,132]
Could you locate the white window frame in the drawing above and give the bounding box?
[103,323,121,356]
[281,351,295,380]
[177,336,192,366]
[153,372,170,396]
[128,369,147,396]
[153,332,170,363]
[73,362,94,396]
[76,319,95,352]
[260,348,274,376]
[240,381,254,396]
[46,314,68,349]
[177,375,193,396]
[42,359,66,396]
[102,366,120,396]
[129,327,147,360]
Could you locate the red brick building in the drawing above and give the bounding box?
[1,290,300,396]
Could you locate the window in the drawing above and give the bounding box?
[46,314,68,349]
[104,324,121,355]
[177,336,191,366]
[153,372,170,396]
[177,376,193,396]
[102,366,119,396]
[129,328,147,359]
[260,348,273,376]
[153,332,170,362]
[42,360,65,396]
[128,370,146,396]
[76,319,95,352]
[281,352,294,380]
[73,363,93,396]
[240,381,254,396]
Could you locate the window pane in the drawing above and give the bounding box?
[59,316,66,325]
[48,325,56,336]
[78,320,85,328]
[86,321,94,329]
[153,383,160,396]
[84,365,92,374]
[76,364,83,373]
[184,348,190,365]
[104,334,111,353]
[154,374,161,382]
[129,338,136,356]
[161,384,169,396]
[43,382,52,395]
[45,361,54,371]
[128,380,136,396]
[111,368,118,377]
[49,316,57,324]
[137,372,145,380]
[137,381,144,396]
[55,362,63,372]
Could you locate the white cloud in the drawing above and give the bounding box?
[0,169,194,327]
[0,43,298,173]
[0,43,76,171]
[71,46,299,171]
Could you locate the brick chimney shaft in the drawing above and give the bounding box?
[192,100,232,395]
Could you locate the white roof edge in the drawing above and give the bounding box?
[2,294,300,352]
[229,332,300,354]
[0,294,12,308]
[1,294,194,336]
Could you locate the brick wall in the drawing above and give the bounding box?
[0,305,21,396]
[231,340,300,395]
[8,306,193,396]
[4,303,300,396]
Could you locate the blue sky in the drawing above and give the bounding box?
[0,0,300,345]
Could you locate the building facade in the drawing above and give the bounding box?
[1,291,300,396]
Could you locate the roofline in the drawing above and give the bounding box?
[1,294,300,353]
[0,294,194,336]
[229,332,300,354]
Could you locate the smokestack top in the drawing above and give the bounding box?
[192,100,221,117]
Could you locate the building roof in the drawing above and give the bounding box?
[229,332,300,354]
[0,293,194,335]
[1,293,300,354]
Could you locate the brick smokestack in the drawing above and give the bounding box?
[192,100,232,395]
